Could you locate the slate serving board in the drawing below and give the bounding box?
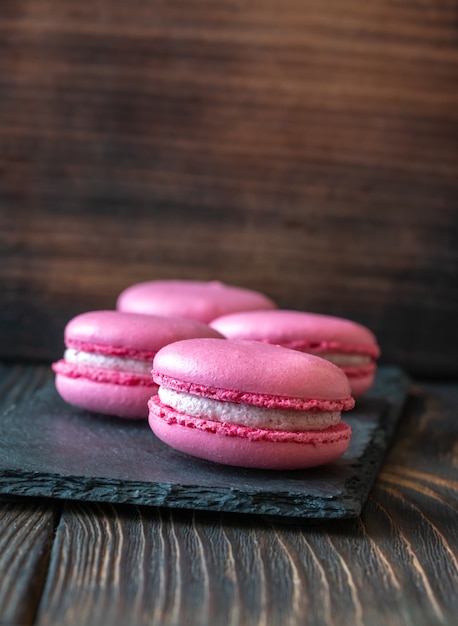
[0,366,408,520]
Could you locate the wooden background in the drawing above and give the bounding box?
[1,0,457,377]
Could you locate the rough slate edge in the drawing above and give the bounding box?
[0,366,409,521]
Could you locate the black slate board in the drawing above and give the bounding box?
[0,366,408,520]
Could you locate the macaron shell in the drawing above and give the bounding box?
[55,374,155,419]
[344,371,375,397]
[210,310,380,357]
[65,310,223,354]
[148,410,351,470]
[152,338,353,403]
[116,280,276,323]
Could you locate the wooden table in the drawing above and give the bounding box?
[0,362,456,626]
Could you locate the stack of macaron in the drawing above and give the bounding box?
[53,278,380,470]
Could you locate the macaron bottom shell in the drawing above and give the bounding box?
[148,399,351,470]
[55,374,157,419]
[345,370,375,397]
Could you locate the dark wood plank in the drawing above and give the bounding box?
[1,1,458,376]
[367,381,458,625]
[35,479,457,626]
[0,500,60,625]
[33,379,457,626]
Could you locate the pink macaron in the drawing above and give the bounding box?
[148,338,354,470]
[116,279,276,323]
[210,310,380,397]
[52,310,223,419]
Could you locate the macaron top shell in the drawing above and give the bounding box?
[116,280,276,323]
[152,338,354,408]
[210,310,380,357]
[64,310,223,357]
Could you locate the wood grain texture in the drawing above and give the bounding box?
[1,1,458,376]
[16,373,452,626]
[0,500,59,625]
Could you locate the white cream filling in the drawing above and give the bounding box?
[317,353,371,366]
[158,387,341,432]
[64,349,153,375]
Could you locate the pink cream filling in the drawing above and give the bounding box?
[152,373,355,412]
[52,360,155,386]
[148,396,351,444]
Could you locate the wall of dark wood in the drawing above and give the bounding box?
[1,1,457,377]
